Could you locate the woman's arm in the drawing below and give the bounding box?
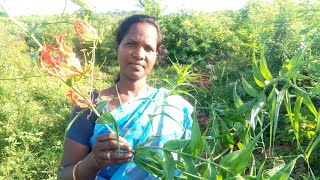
[57,138,100,180]
[58,134,133,180]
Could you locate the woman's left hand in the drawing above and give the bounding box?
[92,133,133,169]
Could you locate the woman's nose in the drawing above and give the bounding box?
[133,47,145,60]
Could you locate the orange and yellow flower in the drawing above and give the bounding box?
[39,35,86,79]
[67,89,92,108]
[74,20,99,41]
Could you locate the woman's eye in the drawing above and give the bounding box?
[145,47,155,52]
[126,42,136,48]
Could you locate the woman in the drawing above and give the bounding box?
[58,14,193,180]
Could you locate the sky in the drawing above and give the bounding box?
[0,0,247,16]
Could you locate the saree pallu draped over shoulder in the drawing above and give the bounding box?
[90,87,193,180]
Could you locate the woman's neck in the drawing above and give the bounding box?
[116,79,148,104]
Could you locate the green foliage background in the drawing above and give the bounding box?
[0,0,320,179]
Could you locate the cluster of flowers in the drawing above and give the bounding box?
[39,20,99,108]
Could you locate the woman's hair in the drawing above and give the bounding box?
[115,14,167,62]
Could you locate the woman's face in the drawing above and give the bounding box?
[116,22,158,81]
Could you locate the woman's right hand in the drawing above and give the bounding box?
[92,133,133,169]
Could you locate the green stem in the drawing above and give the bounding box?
[69,83,115,134]
[0,75,42,80]
[89,41,96,96]
[0,3,43,48]
[287,80,320,100]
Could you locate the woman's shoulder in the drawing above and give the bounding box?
[99,86,116,100]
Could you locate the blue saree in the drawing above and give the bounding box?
[90,87,193,180]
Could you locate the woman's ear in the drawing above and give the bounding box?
[114,46,118,56]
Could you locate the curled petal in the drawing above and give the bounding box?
[39,36,87,79]
[67,90,91,108]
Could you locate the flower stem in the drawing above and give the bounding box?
[0,3,43,48]
[70,83,115,134]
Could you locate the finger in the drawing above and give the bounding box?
[105,151,133,161]
[94,139,132,152]
[95,157,132,168]
[96,133,129,144]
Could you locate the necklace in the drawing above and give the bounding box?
[115,83,123,105]
[115,83,149,106]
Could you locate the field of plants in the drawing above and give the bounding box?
[0,0,320,179]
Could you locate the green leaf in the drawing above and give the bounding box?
[96,100,108,114]
[259,49,273,82]
[96,111,119,149]
[293,96,303,145]
[242,77,260,97]
[71,0,94,12]
[220,130,263,174]
[271,89,286,151]
[65,78,74,87]
[302,95,318,118]
[268,156,300,179]
[228,100,257,122]
[163,151,175,180]
[190,103,204,156]
[137,135,161,147]
[249,94,266,130]
[133,156,163,178]
[311,85,320,96]
[306,134,320,160]
[203,163,217,180]
[284,46,307,81]
[317,108,320,134]
[284,91,299,143]
[181,154,198,180]
[252,51,266,88]
[267,87,276,151]
[135,147,162,165]
[233,81,243,108]
[29,51,40,67]
[64,108,89,136]
[164,139,190,151]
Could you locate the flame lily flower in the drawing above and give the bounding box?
[39,35,87,79]
[74,20,99,41]
[67,89,94,108]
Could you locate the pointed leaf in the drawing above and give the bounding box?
[164,139,191,151]
[302,95,318,118]
[220,130,264,174]
[252,51,266,87]
[317,108,320,134]
[242,77,260,97]
[71,0,94,12]
[271,88,286,151]
[249,94,266,130]
[259,49,273,82]
[181,154,198,180]
[190,103,204,156]
[96,100,108,114]
[293,96,303,144]
[269,156,300,179]
[137,135,161,147]
[163,151,175,180]
[285,46,307,80]
[306,134,320,160]
[233,81,243,108]
[96,111,119,148]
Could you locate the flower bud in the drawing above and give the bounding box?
[74,20,99,41]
